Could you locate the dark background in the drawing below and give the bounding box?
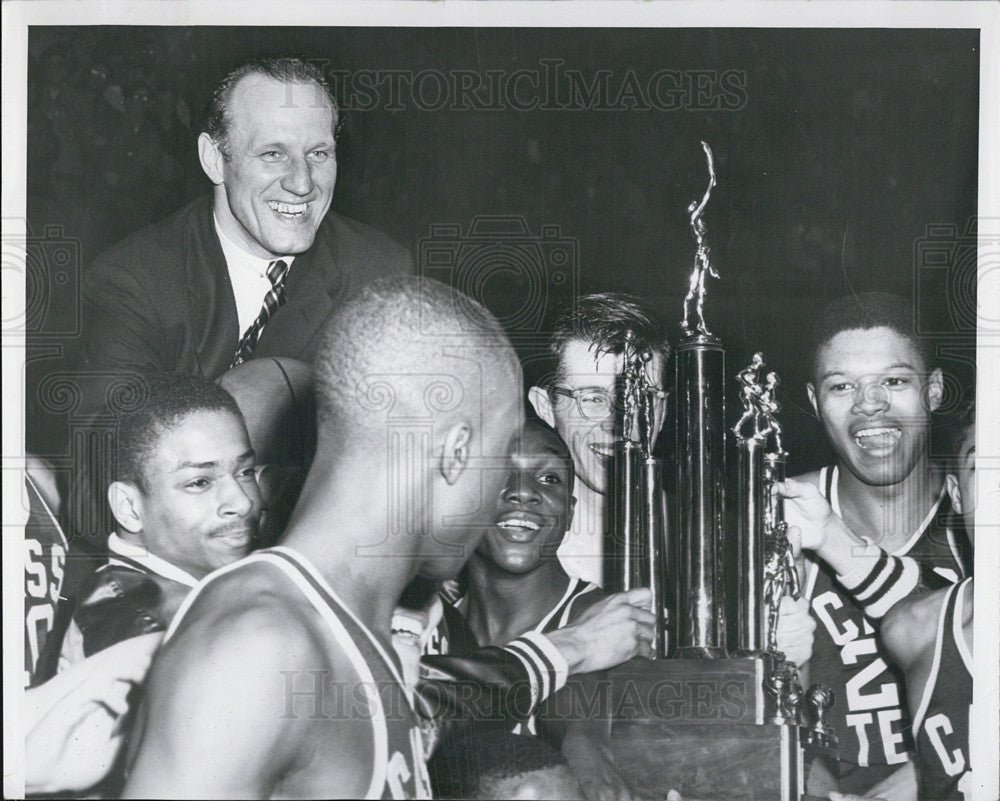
[24,26,979,473]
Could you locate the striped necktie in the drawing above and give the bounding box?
[231,259,289,368]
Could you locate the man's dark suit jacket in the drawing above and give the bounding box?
[70,194,412,538]
[80,193,412,382]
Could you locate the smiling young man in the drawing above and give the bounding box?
[789,292,967,800]
[462,420,602,651]
[72,56,410,539]
[423,419,641,801]
[59,374,262,665]
[528,293,671,586]
[122,278,525,799]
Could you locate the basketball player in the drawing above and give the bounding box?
[24,457,70,686]
[881,402,974,800]
[22,456,163,795]
[789,292,967,799]
[59,374,263,665]
[528,293,671,586]
[122,277,525,798]
[423,419,633,798]
[427,420,603,658]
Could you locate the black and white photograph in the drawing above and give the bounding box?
[3,2,999,799]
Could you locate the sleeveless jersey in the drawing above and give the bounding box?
[167,546,431,800]
[424,576,603,658]
[425,576,601,736]
[912,578,973,801]
[805,466,965,769]
[24,473,68,686]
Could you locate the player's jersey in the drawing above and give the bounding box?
[425,576,601,736]
[167,546,431,800]
[24,473,67,686]
[805,466,965,770]
[912,578,973,801]
[424,576,603,658]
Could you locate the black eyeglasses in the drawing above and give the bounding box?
[550,386,667,421]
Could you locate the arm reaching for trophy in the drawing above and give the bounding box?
[545,588,657,674]
[777,479,922,621]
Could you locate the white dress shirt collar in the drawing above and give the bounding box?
[214,215,295,336]
[107,532,200,588]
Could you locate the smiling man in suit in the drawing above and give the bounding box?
[81,55,410,386]
[72,56,410,537]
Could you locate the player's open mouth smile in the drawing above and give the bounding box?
[495,515,543,543]
[852,426,902,451]
[589,442,618,459]
[268,201,309,219]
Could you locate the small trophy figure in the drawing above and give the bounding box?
[763,531,800,653]
[733,352,766,443]
[681,141,719,338]
[764,660,803,725]
[804,684,840,753]
[757,371,784,452]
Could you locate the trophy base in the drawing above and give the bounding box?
[611,720,801,801]
[607,656,805,800]
[674,645,729,659]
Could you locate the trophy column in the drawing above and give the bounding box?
[606,332,668,658]
[673,333,727,658]
[736,433,767,654]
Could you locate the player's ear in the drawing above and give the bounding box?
[441,421,472,486]
[528,386,555,427]
[108,481,143,534]
[806,383,819,417]
[945,473,964,515]
[198,132,226,186]
[566,494,577,530]
[926,367,944,412]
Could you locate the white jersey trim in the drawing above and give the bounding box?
[25,471,68,550]
[269,546,410,699]
[106,533,199,588]
[163,550,388,800]
[533,577,583,633]
[912,580,958,736]
[953,577,973,674]
[826,465,947,557]
[248,551,387,800]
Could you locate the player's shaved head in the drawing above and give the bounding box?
[314,276,521,449]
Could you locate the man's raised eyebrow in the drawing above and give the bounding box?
[173,449,255,471]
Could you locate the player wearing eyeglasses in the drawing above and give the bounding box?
[528,293,670,586]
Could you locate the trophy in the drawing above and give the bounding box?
[607,143,837,801]
[605,331,668,658]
